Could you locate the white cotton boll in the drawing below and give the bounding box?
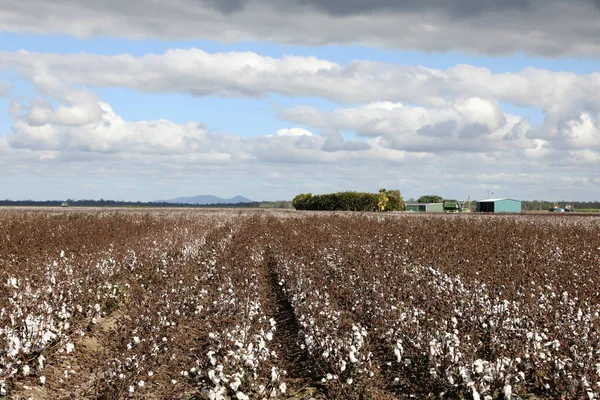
[230,377,241,391]
[38,355,46,371]
[474,359,484,374]
[208,351,217,366]
[133,336,140,344]
[208,370,219,384]
[129,386,135,393]
[347,378,353,385]
[340,360,347,372]
[39,376,46,385]
[138,380,145,387]
[271,367,279,382]
[394,347,402,363]
[472,387,481,400]
[326,373,333,380]
[23,365,30,376]
[8,336,20,357]
[66,343,75,354]
[94,304,101,313]
[503,384,512,399]
[279,382,287,393]
[236,393,249,400]
[148,371,153,377]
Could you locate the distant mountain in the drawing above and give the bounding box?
[158,195,253,205]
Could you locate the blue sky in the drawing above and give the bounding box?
[1,0,599,201]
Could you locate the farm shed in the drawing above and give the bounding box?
[405,202,444,212]
[476,198,522,213]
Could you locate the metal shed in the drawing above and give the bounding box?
[476,198,522,213]
[405,202,444,212]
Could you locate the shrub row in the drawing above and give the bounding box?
[292,189,405,211]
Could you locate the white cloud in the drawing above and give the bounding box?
[276,128,314,137]
[523,139,551,161]
[2,0,600,56]
[2,49,599,128]
[279,100,540,154]
[568,149,600,164]
[451,97,506,132]
[561,113,600,149]
[4,93,384,167]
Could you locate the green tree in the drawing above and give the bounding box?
[418,194,444,204]
[385,189,405,211]
[292,193,313,210]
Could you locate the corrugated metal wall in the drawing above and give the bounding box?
[426,203,444,212]
[494,199,522,213]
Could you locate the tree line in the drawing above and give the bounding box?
[0,199,293,209]
[292,189,405,211]
[521,200,600,211]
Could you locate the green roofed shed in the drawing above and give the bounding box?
[405,203,444,212]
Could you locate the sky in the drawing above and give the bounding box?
[0,0,599,202]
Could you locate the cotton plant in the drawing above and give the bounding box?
[0,249,128,396]
[273,255,376,391]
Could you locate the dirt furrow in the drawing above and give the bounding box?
[263,251,328,399]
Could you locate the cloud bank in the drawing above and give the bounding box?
[0,48,598,200]
[2,0,600,56]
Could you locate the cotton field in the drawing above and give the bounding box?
[1,209,599,399]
